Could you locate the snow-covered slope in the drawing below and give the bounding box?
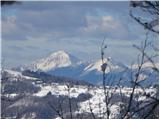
[15,50,158,86]
[48,56,128,84]
[20,51,125,84]
[84,57,127,73]
[3,69,37,81]
[25,50,80,72]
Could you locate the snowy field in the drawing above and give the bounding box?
[33,83,158,119]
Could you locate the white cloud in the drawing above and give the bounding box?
[82,16,99,32]
[80,15,129,40]
[81,15,120,32]
[101,16,119,30]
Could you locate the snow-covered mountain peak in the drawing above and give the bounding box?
[49,50,68,58]
[26,50,80,72]
[84,57,127,73]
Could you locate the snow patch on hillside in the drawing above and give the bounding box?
[34,84,88,98]
[5,70,37,80]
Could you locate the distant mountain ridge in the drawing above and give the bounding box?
[14,50,158,86]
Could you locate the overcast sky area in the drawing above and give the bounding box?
[1,1,158,68]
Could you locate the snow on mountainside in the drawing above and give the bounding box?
[23,50,126,74]
[3,69,38,81]
[14,50,158,86]
[84,57,128,73]
[25,50,80,71]
[47,55,128,84]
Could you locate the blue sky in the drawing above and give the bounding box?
[1,1,158,68]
